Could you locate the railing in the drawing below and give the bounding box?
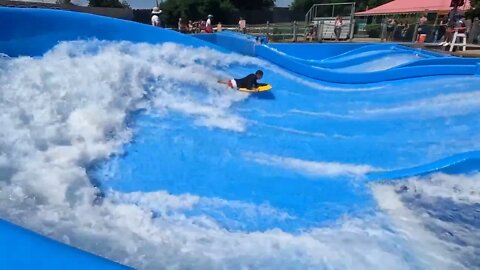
[378,22,457,43]
[305,2,355,24]
[186,21,355,42]
[214,22,309,42]
[188,20,480,46]
[355,20,479,48]
[304,3,356,41]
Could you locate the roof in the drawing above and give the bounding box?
[355,0,471,16]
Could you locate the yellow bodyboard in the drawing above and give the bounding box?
[238,84,272,93]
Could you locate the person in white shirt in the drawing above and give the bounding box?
[151,7,162,27]
[205,14,213,33]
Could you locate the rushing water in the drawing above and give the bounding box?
[0,40,479,269]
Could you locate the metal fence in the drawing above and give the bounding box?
[217,22,308,42]
[213,20,354,42]
[376,20,480,44]
[352,17,480,45]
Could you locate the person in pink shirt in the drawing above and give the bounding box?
[239,17,247,34]
[334,16,343,41]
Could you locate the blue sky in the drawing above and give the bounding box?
[276,0,293,7]
[72,0,293,9]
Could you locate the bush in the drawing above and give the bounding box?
[270,26,293,42]
[270,27,282,42]
[365,24,382,38]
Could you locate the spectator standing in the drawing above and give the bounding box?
[188,20,193,33]
[464,16,472,37]
[178,18,183,32]
[216,22,223,32]
[239,17,247,34]
[386,19,397,41]
[205,14,213,33]
[442,6,461,46]
[401,21,410,40]
[178,18,188,33]
[151,7,162,27]
[200,20,206,33]
[305,24,316,42]
[417,14,428,41]
[437,17,448,43]
[334,16,343,41]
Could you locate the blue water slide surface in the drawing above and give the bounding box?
[0,219,131,269]
[0,7,228,269]
[0,7,225,57]
[194,31,480,83]
[1,7,480,270]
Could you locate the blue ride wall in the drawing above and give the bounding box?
[1,6,479,269]
[0,7,225,57]
[0,7,232,269]
[194,31,480,84]
[0,219,131,269]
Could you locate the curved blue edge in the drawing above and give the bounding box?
[194,31,480,84]
[367,151,480,182]
[0,7,227,57]
[0,7,231,269]
[0,6,479,268]
[0,219,131,270]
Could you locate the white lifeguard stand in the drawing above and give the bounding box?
[449,31,467,52]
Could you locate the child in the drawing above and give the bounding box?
[334,16,343,41]
[218,70,264,91]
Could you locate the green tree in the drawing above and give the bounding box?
[162,0,235,25]
[230,0,275,10]
[88,0,124,8]
[121,0,131,9]
[466,0,480,18]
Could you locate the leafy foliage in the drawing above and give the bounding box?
[365,23,381,37]
[161,0,236,25]
[88,0,124,8]
[229,0,275,10]
[121,0,130,9]
[466,0,480,18]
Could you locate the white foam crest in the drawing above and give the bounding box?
[109,190,200,213]
[244,152,379,178]
[394,173,480,205]
[152,93,247,132]
[50,40,252,132]
[0,39,474,270]
[0,186,418,270]
[109,190,295,225]
[372,181,477,270]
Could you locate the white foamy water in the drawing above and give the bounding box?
[372,173,480,270]
[244,152,379,178]
[0,40,476,269]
